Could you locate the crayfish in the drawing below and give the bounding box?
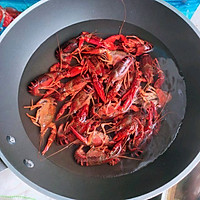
[25,32,171,166]
[24,97,57,155]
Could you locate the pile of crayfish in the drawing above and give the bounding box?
[25,32,172,166]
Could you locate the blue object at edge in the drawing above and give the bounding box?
[166,0,200,19]
[0,0,39,11]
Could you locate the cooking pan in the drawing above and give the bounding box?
[0,0,200,199]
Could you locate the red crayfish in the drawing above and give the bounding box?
[24,97,57,155]
[0,6,21,30]
[25,32,171,166]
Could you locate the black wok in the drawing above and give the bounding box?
[0,0,200,199]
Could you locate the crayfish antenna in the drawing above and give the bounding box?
[41,141,77,161]
[56,113,71,121]
[119,0,126,35]
[56,33,63,70]
[118,155,142,161]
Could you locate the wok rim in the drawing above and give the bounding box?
[0,0,200,199]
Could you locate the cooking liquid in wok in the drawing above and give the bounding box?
[18,19,186,177]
